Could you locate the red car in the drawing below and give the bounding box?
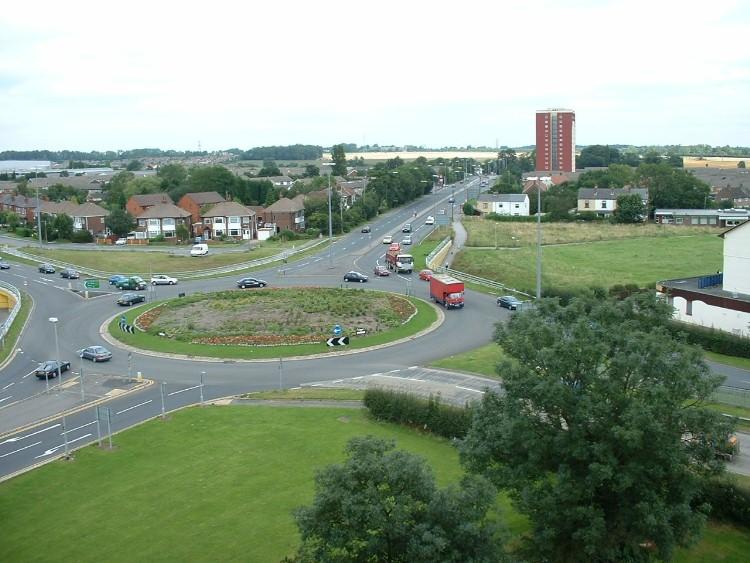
[373,265,390,276]
[419,269,433,281]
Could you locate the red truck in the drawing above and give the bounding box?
[385,243,414,274]
[429,274,465,309]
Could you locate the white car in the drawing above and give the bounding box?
[382,235,393,244]
[190,243,209,256]
[114,238,127,246]
[425,216,435,225]
[150,274,178,286]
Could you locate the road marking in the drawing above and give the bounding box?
[386,369,401,374]
[35,434,93,458]
[168,384,200,396]
[455,385,484,394]
[66,420,97,434]
[0,424,61,445]
[407,366,419,370]
[1,382,14,390]
[116,399,152,414]
[0,396,11,404]
[1,441,43,458]
[332,379,343,383]
[22,369,36,379]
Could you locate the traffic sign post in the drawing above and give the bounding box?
[84,279,99,289]
[326,336,349,347]
[333,324,342,337]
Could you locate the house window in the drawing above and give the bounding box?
[148,219,160,227]
[699,217,708,225]
[214,217,224,224]
[229,216,240,224]
[584,201,590,208]
[685,300,692,316]
[675,217,683,224]
[204,218,212,224]
[514,204,520,209]
[162,218,175,228]
[138,219,146,226]
[601,201,607,209]
[229,229,240,236]
[709,217,716,225]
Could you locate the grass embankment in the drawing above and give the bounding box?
[412,226,451,271]
[242,388,365,401]
[0,290,31,366]
[705,351,750,372]
[111,290,437,360]
[430,342,505,379]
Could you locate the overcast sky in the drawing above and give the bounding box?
[1,0,748,152]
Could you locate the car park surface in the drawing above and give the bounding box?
[497,295,523,310]
[117,292,146,306]
[236,277,267,289]
[79,345,112,362]
[34,360,71,379]
[343,271,368,283]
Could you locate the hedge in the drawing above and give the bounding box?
[670,322,750,359]
[363,388,474,439]
[693,479,750,526]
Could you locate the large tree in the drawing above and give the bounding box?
[105,208,136,237]
[291,436,501,563]
[461,293,732,562]
[636,163,710,210]
[330,144,347,176]
[614,193,646,223]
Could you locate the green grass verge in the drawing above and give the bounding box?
[705,351,750,371]
[0,290,31,366]
[0,251,37,266]
[451,235,722,293]
[674,521,750,563]
[430,342,506,379]
[109,292,438,359]
[412,227,452,271]
[241,388,365,401]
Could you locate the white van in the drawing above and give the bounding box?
[190,243,209,256]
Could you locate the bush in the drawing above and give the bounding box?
[363,388,473,439]
[670,322,750,359]
[575,211,604,222]
[152,234,166,242]
[304,227,320,237]
[71,230,94,243]
[15,227,32,237]
[694,479,750,526]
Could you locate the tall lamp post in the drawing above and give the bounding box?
[49,316,69,458]
[535,187,542,299]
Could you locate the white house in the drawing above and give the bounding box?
[577,187,649,216]
[657,221,750,337]
[476,193,529,216]
[200,201,256,240]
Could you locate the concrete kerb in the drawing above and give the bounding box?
[99,296,446,363]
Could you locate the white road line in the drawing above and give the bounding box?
[455,385,484,394]
[407,366,419,370]
[1,441,43,458]
[66,420,97,434]
[168,384,200,396]
[116,399,152,414]
[373,374,414,381]
[332,379,343,383]
[0,424,61,445]
[22,370,36,379]
[1,382,14,390]
[0,396,11,404]
[386,369,401,374]
[35,434,93,458]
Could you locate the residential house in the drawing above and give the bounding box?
[0,194,40,223]
[246,206,266,229]
[654,209,749,228]
[714,186,750,208]
[41,201,109,235]
[134,203,191,240]
[476,193,530,216]
[177,191,226,234]
[577,187,649,216]
[265,176,294,190]
[126,193,173,217]
[264,195,305,232]
[522,179,549,195]
[657,220,750,337]
[200,201,256,240]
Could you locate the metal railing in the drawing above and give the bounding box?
[435,266,534,299]
[0,281,22,343]
[713,386,750,411]
[6,238,327,281]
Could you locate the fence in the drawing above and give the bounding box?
[0,281,22,344]
[713,386,750,411]
[435,266,534,299]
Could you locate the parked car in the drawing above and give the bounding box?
[35,360,71,379]
[344,271,368,283]
[237,277,268,289]
[190,243,209,256]
[497,295,523,310]
[402,223,412,233]
[361,225,371,233]
[151,274,178,285]
[382,235,393,244]
[117,292,146,306]
[0,260,10,269]
[79,345,112,362]
[425,216,435,225]
[419,269,433,281]
[108,274,129,286]
[60,268,80,279]
[373,265,390,277]
[114,238,128,246]
[38,263,55,274]
[116,276,147,291]
[402,235,412,245]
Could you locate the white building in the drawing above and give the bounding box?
[657,221,750,337]
[476,193,530,216]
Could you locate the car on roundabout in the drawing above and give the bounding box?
[116,276,147,291]
[373,265,390,277]
[344,271,368,283]
[237,277,267,289]
[117,292,146,306]
[0,260,10,269]
[419,269,433,281]
[151,274,178,285]
[79,345,112,362]
[38,263,55,274]
[497,295,524,310]
[60,268,80,279]
[35,360,71,379]
[109,274,129,286]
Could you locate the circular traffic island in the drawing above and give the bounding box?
[108,287,438,360]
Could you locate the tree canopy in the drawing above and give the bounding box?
[461,293,732,562]
[331,144,347,176]
[614,193,646,223]
[290,436,501,563]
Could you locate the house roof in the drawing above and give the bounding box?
[40,201,109,217]
[477,193,528,203]
[655,208,750,218]
[265,176,294,184]
[577,187,648,200]
[1,194,39,208]
[131,193,173,206]
[136,203,191,219]
[265,197,304,213]
[182,191,226,205]
[202,201,256,218]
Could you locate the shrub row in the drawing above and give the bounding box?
[363,388,474,439]
[694,479,750,526]
[669,322,750,359]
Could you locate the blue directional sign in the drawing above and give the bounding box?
[333,324,342,336]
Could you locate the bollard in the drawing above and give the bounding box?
[137,371,142,381]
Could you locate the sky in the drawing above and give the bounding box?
[1,0,748,152]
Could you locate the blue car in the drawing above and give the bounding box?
[109,274,128,286]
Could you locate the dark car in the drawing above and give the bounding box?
[237,277,267,289]
[402,223,412,233]
[109,274,129,285]
[60,268,80,279]
[79,345,112,362]
[0,260,10,269]
[497,295,523,310]
[344,271,368,283]
[35,360,71,379]
[117,292,146,306]
[373,265,390,277]
[448,196,455,204]
[361,225,371,233]
[38,263,55,274]
[116,276,147,291]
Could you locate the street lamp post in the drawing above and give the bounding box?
[35,185,43,248]
[536,187,542,299]
[49,316,69,458]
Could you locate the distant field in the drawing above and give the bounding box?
[323,150,504,162]
[683,156,749,169]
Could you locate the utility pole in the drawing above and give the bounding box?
[35,185,42,248]
[536,186,542,299]
[327,172,333,268]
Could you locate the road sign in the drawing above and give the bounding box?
[84,279,99,289]
[333,324,342,336]
[326,336,349,347]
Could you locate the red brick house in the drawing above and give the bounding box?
[126,193,173,217]
[134,203,191,240]
[264,195,305,232]
[40,201,109,235]
[177,191,226,234]
[0,194,40,223]
[200,201,256,240]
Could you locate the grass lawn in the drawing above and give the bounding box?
[412,227,452,271]
[242,388,365,400]
[705,351,750,372]
[430,342,506,379]
[674,521,750,562]
[451,235,722,293]
[0,291,31,366]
